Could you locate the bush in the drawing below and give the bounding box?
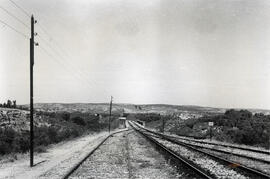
[71,116,86,126]
[61,112,70,121]
[35,145,46,153]
[0,111,111,156]
[14,132,29,152]
[0,127,16,154]
[200,110,269,148]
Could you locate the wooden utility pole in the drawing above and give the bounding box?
[162,116,165,133]
[30,15,36,167]
[109,96,113,133]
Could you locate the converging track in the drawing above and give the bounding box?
[61,122,270,179]
[129,121,214,179]
[62,126,187,179]
[130,121,270,179]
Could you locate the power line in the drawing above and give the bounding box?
[29,15,98,89]
[36,30,98,89]
[0,6,30,29]
[37,34,94,86]
[8,0,31,18]
[0,19,28,39]
[4,0,97,90]
[39,46,80,79]
[34,20,97,87]
[37,23,52,40]
[39,45,95,90]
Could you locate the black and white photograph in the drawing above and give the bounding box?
[0,0,270,178]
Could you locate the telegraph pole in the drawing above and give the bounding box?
[109,96,113,133]
[30,15,37,167]
[162,116,165,133]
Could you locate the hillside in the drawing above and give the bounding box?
[20,103,270,117]
[21,103,226,115]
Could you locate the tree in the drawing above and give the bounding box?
[71,116,86,126]
[7,111,10,124]
[12,100,16,108]
[61,112,70,121]
[3,103,7,108]
[7,100,12,108]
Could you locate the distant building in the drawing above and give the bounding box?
[118,117,126,128]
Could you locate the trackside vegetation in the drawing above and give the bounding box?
[0,111,120,155]
[133,110,270,149]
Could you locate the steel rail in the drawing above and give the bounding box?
[139,127,270,164]
[134,122,270,158]
[179,142,270,164]
[162,132,270,155]
[132,122,270,179]
[129,121,214,179]
[62,129,128,179]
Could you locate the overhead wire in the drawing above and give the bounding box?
[38,45,95,89]
[7,0,31,18]
[35,22,98,88]
[5,0,97,91]
[0,19,28,39]
[0,5,30,29]
[32,16,98,88]
[36,33,96,89]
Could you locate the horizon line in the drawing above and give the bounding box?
[17,102,270,111]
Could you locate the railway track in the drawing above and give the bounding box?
[129,121,214,179]
[61,122,269,179]
[137,123,269,155]
[131,121,270,179]
[161,133,270,156]
[168,137,270,175]
[62,129,128,179]
[140,126,270,164]
[164,133,270,155]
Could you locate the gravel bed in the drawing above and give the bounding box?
[163,131,269,154]
[199,148,270,175]
[136,122,267,154]
[174,138,270,162]
[37,130,128,179]
[68,128,184,179]
[127,131,183,179]
[153,137,249,179]
[69,132,130,179]
[37,134,109,179]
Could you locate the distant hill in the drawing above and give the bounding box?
[20,103,224,115]
[21,103,270,115]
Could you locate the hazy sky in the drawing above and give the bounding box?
[1,0,270,109]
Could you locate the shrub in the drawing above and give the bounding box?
[71,116,86,126]
[13,132,29,152]
[0,127,16,154]
[61,112,70,121]
[0,111,115,156]
[35,145,46,153]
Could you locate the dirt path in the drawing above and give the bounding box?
[0,130,125,179]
